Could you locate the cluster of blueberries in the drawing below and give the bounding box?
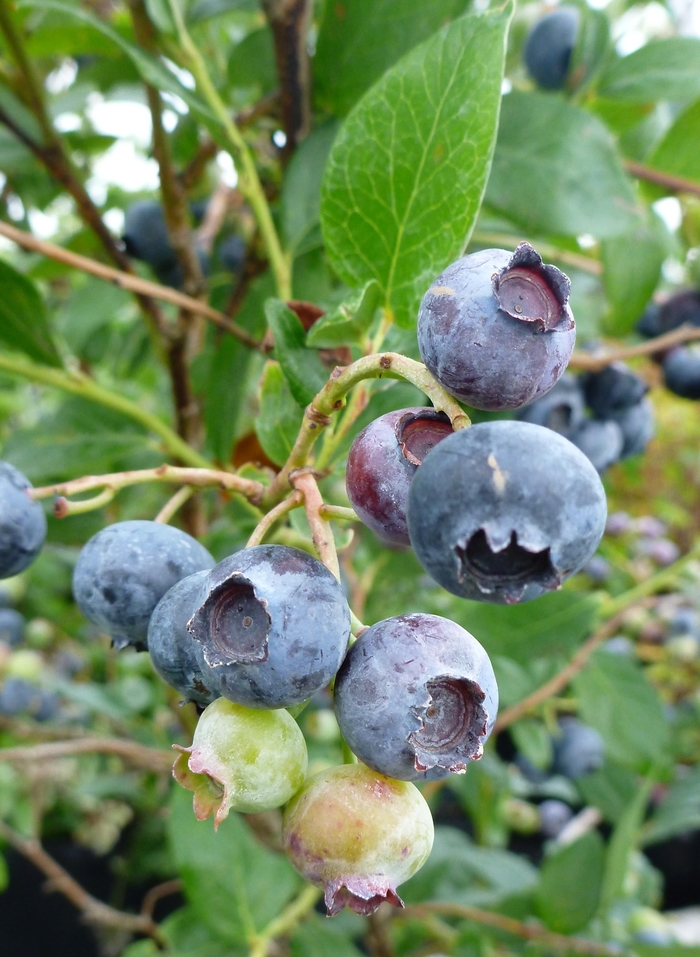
[638,290,700,400]
[0,243,616,916]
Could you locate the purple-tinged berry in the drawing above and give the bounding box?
[334,614,498,781]
[0,462,47,580]
[173,697,307,828]
[658,289,700,334]
[346,408,453,546]
[538,799,573,838]
[417,243,575,411]
[524,7,580,90]
[188,545,351,709]
[552,718,604,778]
[582,363,647,418]
[282,763,434,916]
[663,345,700,400]
[407,421,607,604]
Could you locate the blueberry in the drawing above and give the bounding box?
[636,303,662,339]
[282,763,434,916]
[406,421,607,604]
[583,555,611,582]
[147,570,220,705]
[570,419,624,473]
[174,697,308,827]
[538,799,573,838]
[609,398,654,458]
[524,7,580,90]
[552,718,604,778]
[345,408,453,546]
[218,234,246,274]
[417,243,575,411]
[582,364,648,418]
[0,608,25,646]
[516,373,586,437]
[123,201,210,289]
[663,345,700,399]
[658,289,700,333]
[188,544,351,709]
[334,613,498,781]
[0,462,47,579]
[0,676,56,721]
[73,520,215,650]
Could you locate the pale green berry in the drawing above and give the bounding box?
[282,763,434,916]
[173,697,307,828]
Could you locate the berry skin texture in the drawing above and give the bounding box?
[516,373,586,437]
[582,364,648,419]
[73,520,215,650]
[570,419,624,473]
[188,544,351,709]
[346,408,453,546]
[663,346,700,400]
[524,7,580,90]
[282,763,434,916]
[406,420,607,604]
[334,613,498,781]
[610,398,654,458]
[0,608,26,646]
[0,462,47,580]
[417,244,575,411]
[538,799,573,838]
[174,697,307,828]
[147,570,220,705]
[552,718,604,778]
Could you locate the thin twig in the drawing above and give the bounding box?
[568,324,700,371]
[140,879,183,920]
[0,221,262,350]
[402,903,620,956]
[320,505,359,522]
[154,486,196,523]
[291,470,340,579]
[0,819,167,945]
[0,737,173,771]
[247,490,303,547]
[260,0,312,159]
[625,160,700,199]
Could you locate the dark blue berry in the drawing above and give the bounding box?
[188,545,351,709]
[570,419,624,473]
[582,364,648,418]
[636,303,662,339]
[218,234,246,274]
[73,520,215,650]
[610,398,654,457]
[538,799,573,838]
[516,373,586,437]
[552,717,604,778]
[663,346,700,399]
[0,608,25,646]
[346,408,453,546]
[0,677,57,721]
[334,613,498,782]
[0,462,47,580]
[148,570,220,705]
[417,243,575,411]
[659,290,700,333]
[524,7,580,91]
[407,421,607,604]
[123,201,210,290]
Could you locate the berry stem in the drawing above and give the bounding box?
[320,505,360,522]
[154,486,196,524]
[569,324,700,371]
[291,470,340,580]
[249,884,321,956]
[247,490,304,547]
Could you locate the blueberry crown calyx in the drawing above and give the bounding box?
[491,242,573,333]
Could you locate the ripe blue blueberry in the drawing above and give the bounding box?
[345,408,453,546]
[334,613,498,781]
[406,421,607,604]
[417,244,575,411]
[516,373,586,437]
[610,398,654,457]
[659,290,700,334]
[123,200,210,289]
[188,544,351,709]
[0,462,47,580]
[524,7,580,90]
[0,608,25,646]
[663,346,700,400]
[73,520,215,650]
[538,799,573,838]
[582,364,648,418]
[636,303,662,339]
[0,677,57,721]
[570,419,624,473]
[147,570,220,705]
[553,717,604,778]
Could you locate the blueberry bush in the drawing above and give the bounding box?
[1,0,700,955]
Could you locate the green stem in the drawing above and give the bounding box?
[0,354,213,469]
[321,505,359,522]
[249,884,320,956]
[166,0,291,300]
[599,541,700,620]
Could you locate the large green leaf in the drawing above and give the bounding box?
[314,0,471,116]
[536,832,605,934]
[321,5,511,328]
[265,299,328,407]
[598,779,653,917]
[0,259,62,366]
[643,764,700,845]
[281,121,338,256]
[486,91,641,239]
[648,97,700,186]
[169,786,301,945]
[598,38,700,103]
[290,915,364,957]
[601,217,666,335]
[255,361,304,466]
[573,651,669,771]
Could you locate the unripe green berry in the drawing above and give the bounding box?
[282,763,434,916]
[173,698,308,828]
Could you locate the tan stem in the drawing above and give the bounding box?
[247,490,303,547]
[0,737,173,771]
[625,159,700,199]
[568,324,700,371]
[291,470,340,579]
[154,486,196,524]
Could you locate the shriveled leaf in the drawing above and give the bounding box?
[307,280,381,347]
[0,259,62,366]
[265,299,328,406]
[486,91,641,238]
[255,361,304,466]
[321,6,511,327]
[598,38,700,103]
[536,832,605,933]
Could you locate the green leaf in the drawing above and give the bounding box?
[576,762,638,826]
[202,335,257,464]
[0,86,44,143]
[573,651,669,771]
[569,6,610,91]
[601,217,666,335]
[486,91,641,239]
[321,6,511,328]
[307,280,381,348]
[0,259,62,366]
[290,914,364,957]
[255,361,304,466]
[187,0,256,22]
[169,786,301,945]
[598,778,653,917]
[57,276,132,354]
[648,97,700,186]
[511,718,553,771]
[643,764,700,845]
[265,299,328,406]
[227,27,276,93]
[314,0,471,116]
[598,38,700,103]
[0,852,7,893]
[536,832,605,933]
[282,121,339,256]
[122,907,243,957]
